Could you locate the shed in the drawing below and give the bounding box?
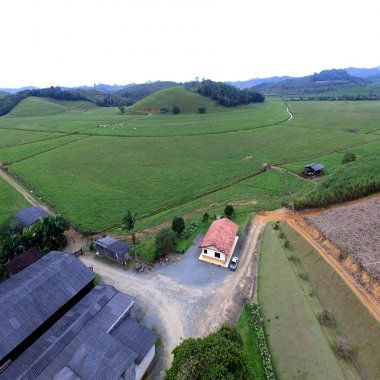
[15,206,49,229]
[4,247,41,276]
[304,162,324,175]
[95,236,131,264]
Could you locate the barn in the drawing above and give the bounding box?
[94,236,131,264]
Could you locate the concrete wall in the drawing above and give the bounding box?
[201,247,226,262]
[135,345,155,380]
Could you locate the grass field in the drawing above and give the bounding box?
[0,96,379,232]
[0,176,29,226]
[281,222,380,380]
[258,226,353,379]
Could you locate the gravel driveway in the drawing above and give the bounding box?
[79,220,262,379]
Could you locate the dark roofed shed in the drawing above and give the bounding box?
[4,247,41,276]
[95,236,131,264]
[304,162,324,175]
[15,206,49,229]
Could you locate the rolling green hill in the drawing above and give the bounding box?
[6,97,98,117]
[0,91,9,99]
[128,86,220,113]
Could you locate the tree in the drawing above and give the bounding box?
[224,204,235,218]
[165,325,250,379]
[172,104,180,114]
[198,107,206,114]
[118,105,126,114]
[122,211,138,247]
[202,213,209,223]
[171,216,185,236]
[155,228,177,257]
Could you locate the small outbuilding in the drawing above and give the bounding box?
[94,236,131,264]
[4,247,41,276]
[15,206,49,229]
[199,218,239,267]
[304,162,324,176]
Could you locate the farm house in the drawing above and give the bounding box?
[15,206,49,228]
[304,162,324,176]
[199,218,239,267]
[94,236,131,264]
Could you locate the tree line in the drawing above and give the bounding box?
[186,79,265,107]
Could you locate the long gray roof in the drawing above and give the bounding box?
[0,251,95,362]
[15,206,49,228]
[1,285,143,380]
[95,236,131,255]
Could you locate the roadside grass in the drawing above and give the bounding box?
[280,222,380,380]
[0,176,29,225]
[258,226,349,379]
[236,302,266,380]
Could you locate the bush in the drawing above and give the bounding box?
[202,212,209,223]
[341,152,356,164]
[298,271,309,280]
[172,104,180,114]
[272,223,279,230]
[224,204,234,218]
[288,254,299,263]
[155,228,177,257]
[136,236,157,262]
[279,232,285,239]
[160,107,169,113]
[198,106,207,114]
[335,337,352,359]
[318,309,335,326]
[283,239,290,248]
[171,216,185,236]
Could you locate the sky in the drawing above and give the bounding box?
[1,0,379,88]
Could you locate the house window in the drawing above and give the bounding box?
[215,252,220,259]
[203,249,208,254]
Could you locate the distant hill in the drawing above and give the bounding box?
[0,90,9,99]
[344,66,380,78]
[250,69,377,97]
[229,76,292,89]
[0,86,39,94]
[115,81,178,105]
[6,96,97,118]
[129,86,219,113]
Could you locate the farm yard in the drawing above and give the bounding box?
[1,92,380,233]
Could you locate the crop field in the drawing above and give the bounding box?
[305,197,380,280]
[281,222,380,380]
[258,226,350,379]
[0,176,29,225]
[0,95,379,232]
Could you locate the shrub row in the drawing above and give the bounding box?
[251,303,275,380]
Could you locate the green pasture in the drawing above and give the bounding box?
[281,223,380,380]
[0,176,29,226]
[258,226,350,379]
[0,97,379,232]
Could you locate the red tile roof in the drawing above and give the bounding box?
[200,218,238,256]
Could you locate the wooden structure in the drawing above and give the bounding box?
[95,236,131,264]
[304,162,324,176]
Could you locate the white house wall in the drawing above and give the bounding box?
[135,345,156,380]
[201,246,226,262]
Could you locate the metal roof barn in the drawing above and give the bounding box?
[0,251,95,367]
